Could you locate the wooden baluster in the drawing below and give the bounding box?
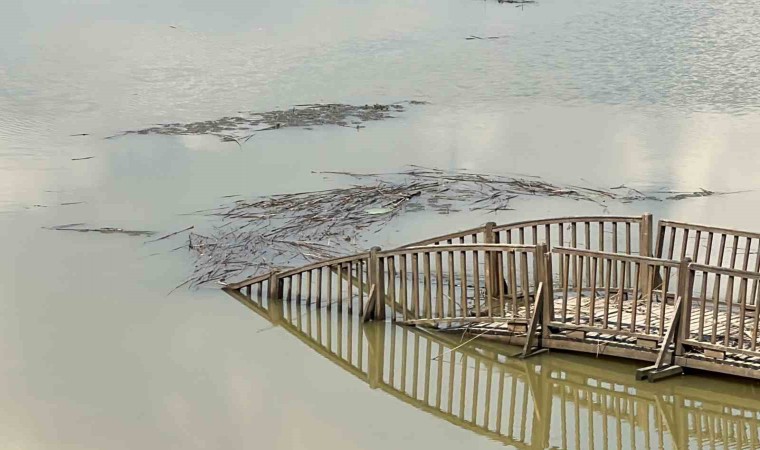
[659,266,671,335]
[400,255,409,321]
[337,264,343,310]
[435,251,444,319]
[692,230,702,264]
[473,246,481,318]
[558,224,565,289]
[326,265,332,310]
[738,274,748,349]
[612,223,619,287]
[585,222,591,287]
[448,242,455,319]
[520,250,530,319]
[711,274,721,344]
[306,270,312,305]
[575,255,584,325]
[498,251,505,318]
[616,261,627,332]
[697,265,709,342]
[644,264,654,335]
[725,276,735,347]
[603,257,612,329]
[730,235,740,269]
[387,256,396,320]
[630,263,640,333]
[667,227,677,259]
[752,275,760,351]
[412,253,419,319]
[625,223,632,286]
[424,251,432,319]
[752,244,760,307]
[358,261,364,313]
[460,238,468,318]
[348,262,353,313]
[589,257,598,328]
[316,267,323,307]
[571,223,578,287]
[562,253,571,324]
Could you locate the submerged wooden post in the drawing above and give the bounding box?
[365,322,386,389]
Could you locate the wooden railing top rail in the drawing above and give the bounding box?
[552,246,680,267]
[224,272,272,291]
[659,219,760,240]
[380,243,538,257]
[397,225,487,248]
[688,263,760,280]
[492,215,644,232]
[278,252,370,278]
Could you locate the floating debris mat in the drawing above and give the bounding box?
[184,166,734,288]
[111,101,427,143]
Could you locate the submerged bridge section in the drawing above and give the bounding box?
[224,214,760,382]
[225,290,760,449]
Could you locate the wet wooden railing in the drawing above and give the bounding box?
[224,214,760,382]
[657,220,760,307]
[676,263,760,379]
[378,244,545,324]
[546,247,687,363]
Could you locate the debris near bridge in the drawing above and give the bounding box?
[185,166,725,288]
[112,101,426,143]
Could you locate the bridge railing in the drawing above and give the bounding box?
[656,220,760,307]
[377,244,547,327]
[398,215,653,292]
[679,263,760,363]
[224,252,372,315]
[548,247,686,353]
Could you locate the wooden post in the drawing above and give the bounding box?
[640,213,653,257]
[268,270,281,301]
[369,247,386,321]
[539,244,554,341]
[484,222,497,304]
[639,213,653,290]
[676,258,693,357]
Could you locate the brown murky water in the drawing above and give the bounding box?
[2,0,760,448]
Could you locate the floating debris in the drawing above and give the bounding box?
[145,225,194,243]
[71,156,95,161]
[112,101,427,143]
[185,166,728,288]
[465,35,506,40]
[45,223,155,237]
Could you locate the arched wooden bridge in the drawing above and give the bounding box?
[224,214,760,382]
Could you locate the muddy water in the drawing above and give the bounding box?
[233,292,760,449]
[2,0,760,448]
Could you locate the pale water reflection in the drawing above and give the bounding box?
[228,289,760,449]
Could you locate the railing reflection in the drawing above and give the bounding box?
[226,289,760,449]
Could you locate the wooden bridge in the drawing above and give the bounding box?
[224,214,760,382]
[224,290,760,449]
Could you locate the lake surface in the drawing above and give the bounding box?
[2,0,760,448]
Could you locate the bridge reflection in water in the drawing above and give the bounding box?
[226,289,760,450]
